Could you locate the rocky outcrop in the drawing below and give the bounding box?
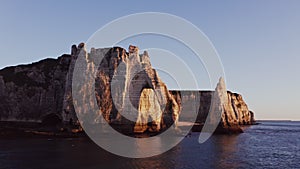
[0,44,254,134]
[170,78,255,133]
[134,88,163,133]
[61,44,179,134]
[0,55,71,122]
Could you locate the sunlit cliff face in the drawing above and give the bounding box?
[69,44,180,134]
[0,43,254,134]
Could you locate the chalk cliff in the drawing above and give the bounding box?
[0,55,71,122]
[170,78,255,133]
[69,44,179,134]
[0,44,255,134]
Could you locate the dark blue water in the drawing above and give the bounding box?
[0,121,299,169]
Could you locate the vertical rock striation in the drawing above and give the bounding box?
[0,44,254,134]
[68,44,180,133]
[134,88,163,133]
[0,55,71,122]
[170,78,255,133]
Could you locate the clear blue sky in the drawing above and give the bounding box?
[1,0,299,120]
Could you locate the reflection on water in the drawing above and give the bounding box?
[135,136,163,156]
[211,135,240,169]
[0,121,299,169]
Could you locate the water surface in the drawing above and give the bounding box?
[0,121,299,169]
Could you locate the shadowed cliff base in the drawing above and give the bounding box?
[0,120,256,138]
[0,44,255,138]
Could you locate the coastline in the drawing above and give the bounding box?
[0,120,257,139]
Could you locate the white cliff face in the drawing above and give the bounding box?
[228,92,254,125]
[216,78,237,127]
[206,77,229,126]
[0,43,254,133]
[62,44,82,122]
[212,77,254,127]
[134,88,163,133]
[170,77,255,130]
[201,77,255,127]
[68,44,181,133]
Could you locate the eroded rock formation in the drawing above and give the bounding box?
[0,55,71,122]
[62,44,180,133]
[0,44,255,134]
[134,88,162,133]
[170,78,255,133]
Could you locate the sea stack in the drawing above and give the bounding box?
[0,44,255,135]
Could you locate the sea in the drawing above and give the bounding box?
[0,121,299,169]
